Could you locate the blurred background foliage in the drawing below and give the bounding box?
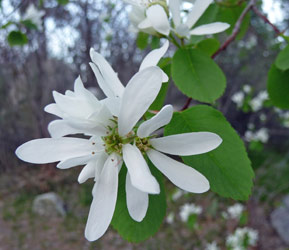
[0,0,289,249]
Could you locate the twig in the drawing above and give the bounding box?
[212,0,256,59]
[180,0,256,111]
[252,5,282,35]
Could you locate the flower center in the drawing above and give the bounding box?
[135,137,152,154]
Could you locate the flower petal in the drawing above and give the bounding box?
[89,49,124,98]
[15,138,95,164]
[48,120,83,138]
[146,5,170,36]
[169,0,181,27]
[137,105,173,138]
[126,172,149,222]
[118,66,163,136]
[78,161,96,184]
[185,0,213,28]
[85,153,120,241]
[44,103,63,118]
[57,155,93,169]
[150,132,222,156]
[147,149,209,193]
[123,144,160,194]
[101,97,121,117]
[190,22,230,35]
[139,40,169,82]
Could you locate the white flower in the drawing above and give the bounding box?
[124,0,230,37]
[166,212,175,224]
[15,40,222,241]
[226,227,258,249]
[22,4,45,30]
[172,188,187,201]
[227,203,244,220]
[179,203,203,222]
[243,85,251,94]
[250,90,269,112]
[205,241,220,250]
[231,91,245,108]
[244,128,269,143]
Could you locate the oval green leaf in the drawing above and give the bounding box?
[164,105,254,200]
[171,48,226,103]
[267,64,289,109]
[276,45,289,71]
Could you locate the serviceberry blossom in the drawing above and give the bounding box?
[226,227,258,250]
[124,0,229,38]
[231,91,245,108]
[226,203,244,220]
[22,4,45,30]
[245,128,269,143]
[205,241,220,250]
[179,203,202,222]
[15,40,222,241]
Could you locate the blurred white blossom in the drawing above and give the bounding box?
[243,85,252,94]
[226,227,258,250]
[231,91,244,108]
[227,203,244,220]
[166,212,175,224]
[245,128,269,143]
[250,90,269,112]
[205,241,220,250]
[179,203,202,222]
[22,4,45,30]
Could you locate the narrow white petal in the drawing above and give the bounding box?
[139,40,169,72]
[169,0,181,27]
[147,149,209,193]
[93,153,108,184]
[85,153,120,241]
[150,132,222,156]
[185,0,213,28]
[15,138,95,164]
[74,76,101,105]
[118,66,163,136]
[138,18,152,29]
[123,144,160,194]
[57,155,93,169]
[190,22,230,35]
[48,120,83,138]
[89,49,124,98]
[146,5,170,36]
[126,172,149,222]
[137,105,173,138]
[101,97,121,117]
[78,160,96,184]
[44,103,63,118]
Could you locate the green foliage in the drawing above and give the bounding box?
[196,38,220,56]
[171,48,226,103]
[57,0,69,5]
[267,64,289,109]
[136,32,149,50]
[194,3,219,27]
[111,162,166,242]
[165,105,254,200]
[276,44,289,71]
[21,20,38,30]
[216,3,250,40]
[7,31,28,46]
[150,36,160,49]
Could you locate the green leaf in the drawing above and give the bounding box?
[57,0,69,5]
[276,45,289,71]
[136,32,149,50]
[196,38,220,56]
[150,36,160,49]
[194,3,219,27]
[267,64,289,109]
[171,48,226,103]
[7,31,28,46]
[164,105,254,200]
[1,21,14,29]
[111,162,166,242]
[216,3,250,40]
[21,20,38,30]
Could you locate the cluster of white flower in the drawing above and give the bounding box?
[222,203,244,220]
[231,85,252,108]
[166,211,175,224]
[205,241,220,250]
[250,90,269,112]
[275,108,289,128]
[172,188,187,201]
[231,87,269,113]
[22,4,45,30]
[226,227,258,250]
[179,203,202,222]
[124,0,229,38]
[16,41,222,241]
[245,128,269,143]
